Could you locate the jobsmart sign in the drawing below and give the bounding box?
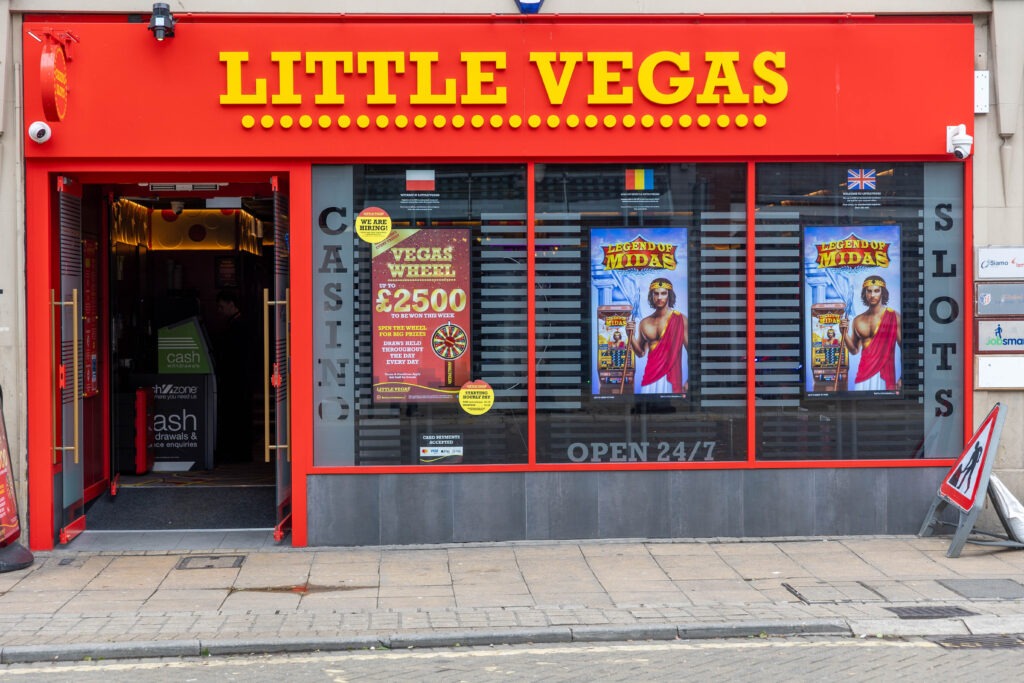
[978,320,1024,353]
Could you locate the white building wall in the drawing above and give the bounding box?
[0,1,29,526]
[975,2,1024,509]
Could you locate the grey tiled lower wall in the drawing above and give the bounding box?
[307,468,947,546]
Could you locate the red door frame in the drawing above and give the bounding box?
[26,165,54,549]
[25,160,311,551]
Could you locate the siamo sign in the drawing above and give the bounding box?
[21,18,973,160]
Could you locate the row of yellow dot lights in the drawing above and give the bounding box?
[241,112,769,131]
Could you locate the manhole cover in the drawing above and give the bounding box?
[176,554,245,570]
[887,606,977,619]
[54,557,86,568]
[938,578,1024,599]
[936,634,1024,649]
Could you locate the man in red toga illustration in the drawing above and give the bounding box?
[625,277,688,394]
[839,275,902,391]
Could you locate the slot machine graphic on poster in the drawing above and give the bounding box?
[371,228,472,403]
[590,227,689,399]
[803,225,902,398]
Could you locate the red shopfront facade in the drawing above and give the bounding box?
[22,15,974,549]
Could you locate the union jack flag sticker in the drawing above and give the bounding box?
[847,168,876,191]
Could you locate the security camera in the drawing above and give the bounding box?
[28,121,52,144]
[946,124,973,160]
[170,200,185,216]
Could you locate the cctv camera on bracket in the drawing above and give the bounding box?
[946,124,973,160]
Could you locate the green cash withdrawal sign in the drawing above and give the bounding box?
[157,318,213,374]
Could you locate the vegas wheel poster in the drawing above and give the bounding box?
[371,227,472,403]
[803,225,902,399]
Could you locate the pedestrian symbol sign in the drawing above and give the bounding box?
[939,404,1001,512]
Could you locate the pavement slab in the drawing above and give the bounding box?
[656,558,742,580]
[0,534,1019,664]
[675,579,772,605]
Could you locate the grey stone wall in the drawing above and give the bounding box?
[307,468,946,546]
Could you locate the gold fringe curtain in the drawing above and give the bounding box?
[110,199,149,247]
[237,211,261,256]
[112,199,262,254]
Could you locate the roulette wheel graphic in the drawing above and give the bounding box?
[431,322,468,387]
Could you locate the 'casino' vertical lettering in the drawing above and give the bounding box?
[312,167,357,465]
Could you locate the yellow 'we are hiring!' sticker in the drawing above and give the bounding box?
[355,206,392,244]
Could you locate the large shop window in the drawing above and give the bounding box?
[535,164,748,464]
[313,162,965,468]
[313,165,529,466]
[754,163,965,460]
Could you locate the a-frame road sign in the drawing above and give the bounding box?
[919,403,1007,558]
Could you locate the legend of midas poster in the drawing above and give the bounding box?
[803,225,902,398]
[590,227,689,399]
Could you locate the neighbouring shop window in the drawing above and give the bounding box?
[534,164,748,464]
[754,163,965,459]
[312,164,528,466]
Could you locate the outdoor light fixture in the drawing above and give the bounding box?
[514,0,545,14]
[148,3,175,41]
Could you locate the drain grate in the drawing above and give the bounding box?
[176,554,246,570]
[936,634,1024,649]
[887,606,977,619]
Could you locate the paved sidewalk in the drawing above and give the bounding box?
[0,533,1023,663]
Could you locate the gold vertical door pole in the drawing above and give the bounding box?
[263,289,271,464]
[50,289,81,464]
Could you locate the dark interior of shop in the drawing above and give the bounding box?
[82,180,280,531]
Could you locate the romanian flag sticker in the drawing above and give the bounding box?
[625,168,654,191]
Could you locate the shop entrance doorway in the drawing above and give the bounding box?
[47,175,291,544]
